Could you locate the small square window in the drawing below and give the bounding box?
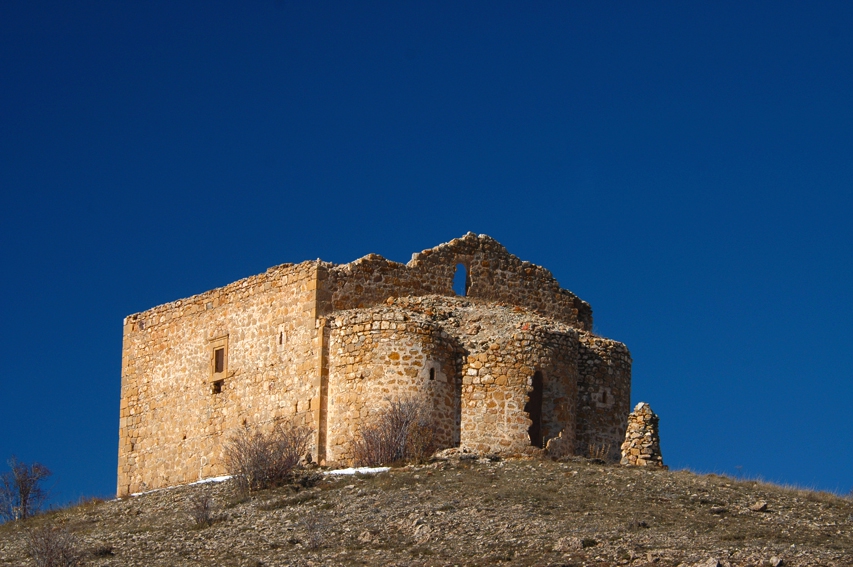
[212,380,224,395]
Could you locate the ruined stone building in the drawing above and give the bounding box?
[117,233,632,496]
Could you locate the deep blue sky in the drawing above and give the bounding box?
[1,2,851,504]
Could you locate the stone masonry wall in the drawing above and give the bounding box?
[325,307,462,463]
[320,256,434,313]
[538,335,581,453]
[118,262,321,496]
[411,233,593,330]
[367,295,586,456]
[574,333,632,461]
[459,325,579,454]
[324,296,589,459]
[321,233,592,331]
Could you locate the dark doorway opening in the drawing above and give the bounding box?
[452,263,468,296]
[525,371,544,447]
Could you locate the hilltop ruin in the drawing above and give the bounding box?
[117,233,631,496]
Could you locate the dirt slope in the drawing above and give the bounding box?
[1,456,851,566]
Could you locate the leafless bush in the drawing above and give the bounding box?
[26,525,81,567]
[302,514,328,550]
[188,492,215,527]
[352,397,439,467]
[91,544,114,557]
[0,456,51,522]
[406,418,439,464]
[224,419,314,495]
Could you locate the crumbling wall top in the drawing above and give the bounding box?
[123,261,316,333]
[126,233,594,332]
[324,233,593,330]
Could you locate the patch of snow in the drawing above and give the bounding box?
[130,486,165,497]
[189,475,232,486]
[325,466,390,476]
[127,468,388,497]
[130,475,232,497]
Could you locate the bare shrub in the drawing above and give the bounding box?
[302,514,328,550]
[224,419,314,495]
[352,397,439,467]
[26,525,81,567]
[91,544,114,557]
[0,456,51,522]
[406,418,439,464]
[188,492,215,527]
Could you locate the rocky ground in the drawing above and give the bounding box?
[1,454,851,567]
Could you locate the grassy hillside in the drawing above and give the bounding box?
[1,455,851,566]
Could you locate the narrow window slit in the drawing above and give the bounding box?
[429,368,435,381]
[214,348,225,374]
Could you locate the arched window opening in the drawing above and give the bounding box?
[525,371,544,448]
[452,263,468,296]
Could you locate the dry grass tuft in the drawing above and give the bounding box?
[587,442,611,461]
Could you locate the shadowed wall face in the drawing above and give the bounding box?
[575,335,632,461]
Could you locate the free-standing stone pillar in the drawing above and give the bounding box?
[620,402,665,467]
